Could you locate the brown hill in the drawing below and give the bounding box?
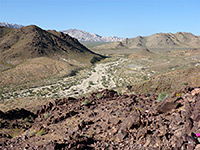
[0,25,104,86]
[94,32,200,50]
[0,25,104,65]
[0,26,15,38]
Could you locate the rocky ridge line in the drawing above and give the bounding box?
[62,29,125,42]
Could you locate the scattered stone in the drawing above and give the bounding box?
[1,88,200,149]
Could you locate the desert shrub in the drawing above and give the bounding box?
[25,117,29,122]
[82,99,91,106]
[96,93,103,99]
[142,76,149,80]
[117,89,122,96]
[44,113,51,119]
[36,129,45,136]
[157,92,169,102]
[29,130,36,137]
[82,134,90,138]
[89,81,94,85]
[10,128,24,138]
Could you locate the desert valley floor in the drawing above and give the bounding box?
[1,25,200,149]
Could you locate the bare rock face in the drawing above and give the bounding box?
[156,98,178,113]
[1,87,200,149]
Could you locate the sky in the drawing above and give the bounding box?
[0,0,199,38]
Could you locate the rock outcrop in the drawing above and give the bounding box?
[1,87,200,149]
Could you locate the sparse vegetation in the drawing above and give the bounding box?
[36,129,45,136]
[117,89,122,96]
[157,92,169,102]
[82,99,91,106]
[44,112,51,119]
[1,47,200,108]
[10,128,24,138]
[25,117,29,122]
[96,93,103,99]
[89,81,94,85]
[29,130,36,137]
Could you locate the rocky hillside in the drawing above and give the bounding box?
[0,22,23,29]
[1,87,200,149]
[0,25,104,65]
[62,29,124,42]
[94,32,200,49]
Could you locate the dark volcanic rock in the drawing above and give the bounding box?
[1,88,200,149]
[156,98,179,113]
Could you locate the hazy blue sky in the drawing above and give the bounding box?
[0,0,199,38]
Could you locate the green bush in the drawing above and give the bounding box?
[157,92,169,102]
[24,118,29,122]
[96,93,103,99]
[82,99,91,106]
[117,89,122,96]
[89,81,94,85]
[36,129,45,136]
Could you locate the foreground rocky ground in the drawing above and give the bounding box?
[0,86,200,149]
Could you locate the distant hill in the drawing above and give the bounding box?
[0,25,104,86]
[94,32,200,49]
[0,22,23,29]
[61,29,124,42]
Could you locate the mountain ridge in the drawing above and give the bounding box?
[0,22,23,29]
[61,29,125,42]
[94,32,200,49]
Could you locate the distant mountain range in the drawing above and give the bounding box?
[0,22,23,29]
[61,29,125,42]
[1,23,124,42]
[2,22,199,49]
[94,32,200,49]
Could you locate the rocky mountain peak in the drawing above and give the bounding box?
[0,22,23,29]
[61,29,125,42]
